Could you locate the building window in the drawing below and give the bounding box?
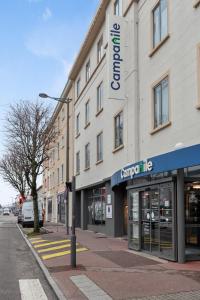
[57,168,59,185]
[85,100,90,126]
[61,136,64,148]
[114,111,123,149]
[85,143,90,169]
[52,149,55,162]
[61,164,64,182]
[97,82,103,113]
[61,107,65,121]
[88,187,106,225]
[97,132,103,162]
[77,78,80,98]
[86,60,91,82]
[76,151,80,174]
[114,0,121,16]
[57,142,60,160]
[97,36,103,63]
[52,172,55,187]
[76,113,80,136]
[153,0,168,48]
[153,76,169,129]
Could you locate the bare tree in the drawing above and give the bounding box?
[0,149,27,197]
[4,101,56,232]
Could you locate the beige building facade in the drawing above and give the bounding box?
[42,81,74,228]
[44,0,200,263]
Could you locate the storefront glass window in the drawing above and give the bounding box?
[88,187,106,225]
[129,181,175,260]
[159,183,173,257]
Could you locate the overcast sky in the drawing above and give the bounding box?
[0,0,100,207]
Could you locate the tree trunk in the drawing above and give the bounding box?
[32,183,39,233]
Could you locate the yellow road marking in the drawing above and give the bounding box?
[29,237,41,241]
[34,240,70,248]
[37,243,76,253]
[42,247,88,260]
[31,240,48,244]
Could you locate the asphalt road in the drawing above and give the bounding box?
[0,214,57,300]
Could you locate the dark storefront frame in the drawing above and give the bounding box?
[127,177,177,261]
[111,144,200,263]
[57,192,65,224]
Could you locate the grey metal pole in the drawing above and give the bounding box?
[177,168,185,263]
[71,175,76,268]
[65,189,69,235]
[66,100,70,235]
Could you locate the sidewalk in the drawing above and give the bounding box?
[28,223,200,300]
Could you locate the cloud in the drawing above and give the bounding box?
[42,7,52,21]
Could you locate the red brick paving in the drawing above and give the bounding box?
[34,223,200,299]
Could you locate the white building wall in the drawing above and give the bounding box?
[74,0,137,190]
[138,0,200,159]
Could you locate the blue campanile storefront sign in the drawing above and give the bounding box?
[111,143,200,187]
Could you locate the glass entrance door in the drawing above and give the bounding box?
[141,187,159,254]
[128,191,140,250]
[185,185,200,258]
[128,182,175,260]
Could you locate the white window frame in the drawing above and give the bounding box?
[57,142,60,160]
[76,151,80,174]
[77,78,80,98]
[97,82,103,113]
[86,60,91,82]
[76,113,80,136]
[97,36,103,63]
[85,100,90,126]
[61,164,64,183]
[85,143,90,169]
[152,0,168,48]
[57,168,59,185]
[153,76,169,129]
[114,111,123,149]
[97,132,103,162]
[114,0,122,16]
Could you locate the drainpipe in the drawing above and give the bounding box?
[133,2,140,162]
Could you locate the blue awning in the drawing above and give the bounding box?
[111,143,200,188]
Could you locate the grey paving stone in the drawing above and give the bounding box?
[70,274,112,300]
[132,290,200,300]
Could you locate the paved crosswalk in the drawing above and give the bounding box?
[29,237,88,260]
[19,279,48,300]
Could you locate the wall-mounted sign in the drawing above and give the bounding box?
[106,205,112,219]
[121,160,153,180]
[111,144,200,188]
[107,14,125,100]
[107,194,112,204]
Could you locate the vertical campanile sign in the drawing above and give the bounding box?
[107,14,125,100]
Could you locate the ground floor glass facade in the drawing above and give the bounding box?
[128,180,175,260]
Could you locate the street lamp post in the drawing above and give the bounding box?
[39,92,76,268]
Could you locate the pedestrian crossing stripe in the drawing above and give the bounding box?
[42,247,88,260]
[34,239,70,248]
[37,243,78,253]
[31,239,49,244]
